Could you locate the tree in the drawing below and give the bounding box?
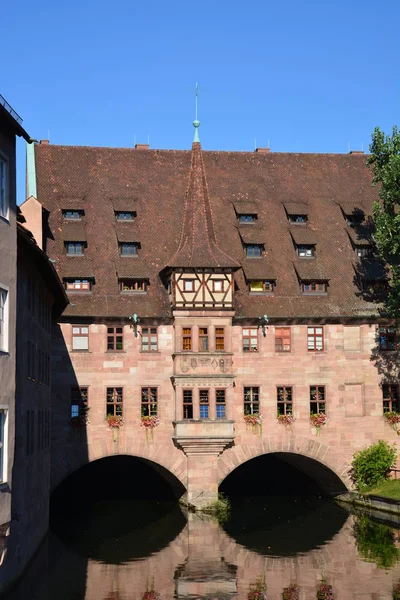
[369,126,400,317]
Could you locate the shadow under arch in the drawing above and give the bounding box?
[50,455,187,564]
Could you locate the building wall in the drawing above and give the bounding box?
[50,316,398,495]
[0,122,17,534]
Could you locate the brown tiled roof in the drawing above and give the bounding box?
[61,221,87,241]
[238,227,266,245]
[115,260,150,279]
[283,202,308,214]
[293,261,329,281]
[346,224,373,246]
[233,200,258,214]
[289,228,318,245]
[35,143,383,318]
[339,202,365,216]
[353,258,388,281]
[242,260,276,280]
[60,197,85,208]
[112,198,138,211]
[114,223,141,243]
[62,257,95,278]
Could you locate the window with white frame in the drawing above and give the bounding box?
[0,410,7,483]
[72,326,89,351]
[0,159,7,219]
[0,289,8,352]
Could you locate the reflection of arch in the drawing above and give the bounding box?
[218,435,351,491]
[51,439,187,493]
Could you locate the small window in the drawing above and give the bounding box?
[141,387,158,417]
[275,327,291,352]
[215,327,225,351]
[239,214,257,223]
[72,325,89,351]
[199,327,209,351]
[307,327,324,351]
[106,387,123,417]
[245,244,263,257]
[71,387,88,419]
[199,390,209,419]
[212,279,225,292]
[288,214,308,224]
[243,328,258,352]
[115,211,134,221]
[379,326,397,351]
[302,281,327,294]
[183,390,193,419]
[65,279,91,292]
[249,280,274,293]
[120,243,138,256]
[182,327,192,351]
[183,279,195,292]
[0,158,8,220]
[0,410,7,482]
[120,279,147,292]
[216,389,226,418]
[297,245,315,257]
[66,242,85,256]
[310,386,326,414]
[107,326,123,351]
[0,289,8,352]
[142,327,158,352]
[383,384,399,413]
[355,246,372,258]
[244,387,260,415]
[277,386,293,415]
[63,209,84,220]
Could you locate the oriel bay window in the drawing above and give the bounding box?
[243,328,258,352]
[244,387,260,415]
[182,327,192,351]
[216,389,226,418]
[107,326,123,351]
[310,386,326,414]
[106,387,123,417]
[72,326,89,351]
[307,327,324,351]
[199,327,209,351]
[275,327,291,352]
[141,387,158,417]
[383,384,399,413]
[71,387,88,419]
[141,327,158,352]
[379,326,397,351]
[183,389,193,419]
[199,390,209,419]
[277,386,293,415]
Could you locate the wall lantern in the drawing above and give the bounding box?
[129,313,140,337]
[259,314,269,337]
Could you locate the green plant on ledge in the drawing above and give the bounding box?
[248,575,267,600]
[202,493,231,524]
[282,584,299,600]
[277,414,295,428]
[244,413,263,436]
[384,411,400,431]
[107,414,124,429]
[310,412,327,434]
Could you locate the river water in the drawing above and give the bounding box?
[7,495,400,600]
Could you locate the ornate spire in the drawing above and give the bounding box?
[193,83,200,143]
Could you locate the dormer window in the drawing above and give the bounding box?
[120,242,138,256]
[249,280,275,294]
[288,214,308,224]
[297,245,315,258]
[63,209,84,220]
[302,281,327,294]
[64,279,92,292]
[65,242,85,256]
[115,211,135,221]
[119,278,147,292]
[245,244,263,258]
[239,214,257,223]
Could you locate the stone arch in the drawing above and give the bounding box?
[51,437,187,493]
[218,435,352,491]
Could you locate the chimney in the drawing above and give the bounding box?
[40,139,49,145]
[255,147,270,154]
[349,150,364,155]
[135,143,149,150]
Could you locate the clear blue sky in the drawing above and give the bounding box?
[2,0,400,203]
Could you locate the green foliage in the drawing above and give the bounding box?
[353,514,400,569]
[203,493,231,524]
[369,126,400,317]
[350,439,397,489]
